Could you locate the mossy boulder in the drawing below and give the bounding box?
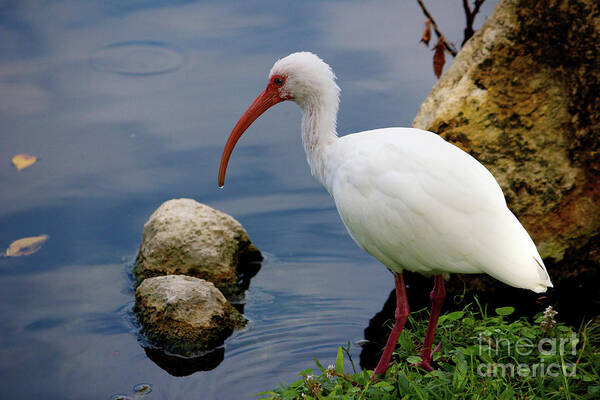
[134,275,246,356]
[412,0,600,285]
[133,198,262,297]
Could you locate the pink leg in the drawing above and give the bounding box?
[417,274,446,371]
[372,273,409,379]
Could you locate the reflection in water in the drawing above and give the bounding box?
[134,257,262,374]
[111,382,153,400]
[359,287,396,370]
[144,347,225,377]
[232,259,263,314]
[237,258,263,292]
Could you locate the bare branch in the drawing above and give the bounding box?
[473,0,486,16]
[415,0,458,57]
[462,0,486,46]
[462,0,471,18]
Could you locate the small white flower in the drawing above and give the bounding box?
[325,364,336,378]
[543,306,557,320]
[541,305,558,336]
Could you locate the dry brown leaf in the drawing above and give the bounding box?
[12,153,37,171]
[5,235,49,257]
[421,19,432,46]
[433,37,446,79]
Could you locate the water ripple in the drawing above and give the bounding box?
[90,41,185,76]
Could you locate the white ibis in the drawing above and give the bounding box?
[218,52,553,378]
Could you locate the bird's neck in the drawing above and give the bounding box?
[300,99,339,187]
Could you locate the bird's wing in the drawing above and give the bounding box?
[330,128,551,292]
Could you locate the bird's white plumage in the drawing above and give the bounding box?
[325,128,551,292]
[268,52,553,294]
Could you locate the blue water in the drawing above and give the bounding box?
[0,1,499,399]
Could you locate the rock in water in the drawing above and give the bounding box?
[133,199,262,297]
[134,275,246,356]
[413,0,600,283]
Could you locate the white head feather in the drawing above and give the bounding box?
[269,52,340,113]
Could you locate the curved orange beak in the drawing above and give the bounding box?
[218,84,285,187]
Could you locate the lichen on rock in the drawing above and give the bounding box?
[134,275,246,357]
[412,0,600,283]
[133,198,262,297]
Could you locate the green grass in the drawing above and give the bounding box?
[256,302,600,399]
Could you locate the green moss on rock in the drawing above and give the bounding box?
[134,275,247,356]
[133,198,262,298]
[413,0,600,281]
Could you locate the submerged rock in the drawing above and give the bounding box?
[412,0,600,284]
[134,275,246,357]
[133,198,262,297]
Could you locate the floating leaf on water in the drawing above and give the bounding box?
[5,235,48,257]
[12,153,37,171]
[110,395,132,400]
[133,383,152,395]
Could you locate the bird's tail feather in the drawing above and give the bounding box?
[533,256,553,291]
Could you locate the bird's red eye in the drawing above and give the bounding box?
[273,77,283,86]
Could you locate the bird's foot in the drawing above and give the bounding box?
[411,342,442,371]
[416,360,434,372]
[370,365,388,381]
